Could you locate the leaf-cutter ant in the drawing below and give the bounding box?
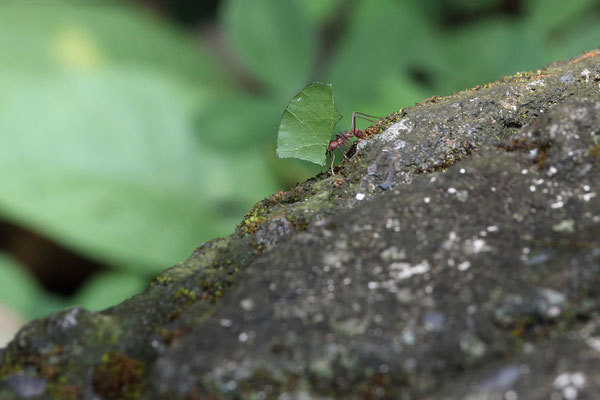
[326,111,380,174]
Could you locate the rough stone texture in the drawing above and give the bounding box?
[1,50,600,400]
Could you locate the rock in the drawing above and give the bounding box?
[2,50,600,399]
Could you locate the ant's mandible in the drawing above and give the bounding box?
[326,111,380,175]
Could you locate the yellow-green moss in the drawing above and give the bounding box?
[239,203,267,234]
[154,274,173,286]
[590,142,600,163]
[173,288,197,304]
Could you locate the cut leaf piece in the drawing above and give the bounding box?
[277,82,342,165]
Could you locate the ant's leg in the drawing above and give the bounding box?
[329,152,336,175]
[339,145,350,159]
[340,147,349,159]
[354,111,382,121]
[354,112,380,118]
[350,112,380,133]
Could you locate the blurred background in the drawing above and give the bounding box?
[0,0,599,345]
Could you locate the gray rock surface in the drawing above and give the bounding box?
[1,50,600,399]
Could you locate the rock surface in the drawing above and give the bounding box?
[1,50,600,400]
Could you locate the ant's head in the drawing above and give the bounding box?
[354,129,364,138]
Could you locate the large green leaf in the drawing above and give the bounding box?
[0,254,41,319]
[436,20,545,94]
[277,82,342,165]
[525,0,597,35]
[194,95,283,150]
[545,16,600,61]
[71,271,149,312]
[0,0,231,90]
[327,0,437,122]
[0,69,278,273]
[221,0,316,95]
[0,253,65,320]
[296,0,344,25]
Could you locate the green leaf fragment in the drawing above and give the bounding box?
[277,82,342,165]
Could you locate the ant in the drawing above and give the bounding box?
[326,111,380,175]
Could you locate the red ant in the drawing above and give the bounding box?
[326,111,380,174]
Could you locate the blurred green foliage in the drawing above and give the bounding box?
[0,253,64,319]
[0,0,598,319]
